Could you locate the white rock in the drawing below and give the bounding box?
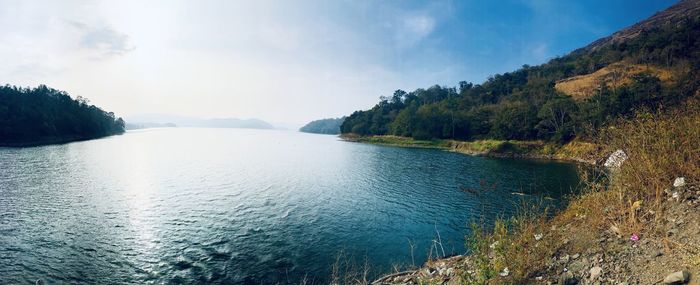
[499,267,510,277]
[590,266,603,280]
[534,233,543,241]
[663,270,690,284]
[673,177,686,188]
[604,149,628,168]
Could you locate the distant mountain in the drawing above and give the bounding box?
[299,117,345,135]
[125,122,177,130]
[125,114,274,130]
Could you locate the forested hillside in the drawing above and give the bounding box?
[299,117,344,135]
[0,85,125,146]
[341,1,700,143]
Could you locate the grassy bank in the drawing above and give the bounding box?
[340,134,602,164]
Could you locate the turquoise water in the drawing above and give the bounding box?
[0,128,581,284]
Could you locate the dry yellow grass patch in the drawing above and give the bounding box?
[553,140,604,164]
[554,61,676,99]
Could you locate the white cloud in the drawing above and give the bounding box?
[66,20,133,56]
[396,15,436,46]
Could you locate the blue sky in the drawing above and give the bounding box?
[0,0,677,126]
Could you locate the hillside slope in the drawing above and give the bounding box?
[341,0,700,144]
[581,0,700,52]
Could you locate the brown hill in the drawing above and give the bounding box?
[555,61,677,99]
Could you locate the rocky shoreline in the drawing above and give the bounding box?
[371,183,699,285]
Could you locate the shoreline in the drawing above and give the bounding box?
[339,134,603,165]
[0,132,124,148]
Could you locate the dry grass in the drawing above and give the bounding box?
[464,102,700,283]
[329,251,371,285]
[554,61,677,99]
[552,140,603,164]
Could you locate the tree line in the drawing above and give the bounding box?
[300,117,345,135]
[0,85,125,145]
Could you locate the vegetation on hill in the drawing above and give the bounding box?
[0,85,125,146]
[300,117,345,135]
[340,10,700,144]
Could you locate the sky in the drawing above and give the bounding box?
[0,0,678,127]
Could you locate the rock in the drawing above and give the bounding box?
[559,271,578,285]
[673,177,686,188]
[663,271,690,284]
[535,233,544,241]
[590,266,603,280]
[572,253,580,260]
[499,267,510,277]
[604,149,628,169]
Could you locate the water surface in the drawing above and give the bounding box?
[0,128,581,284]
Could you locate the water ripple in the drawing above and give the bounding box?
[0,129,581,284]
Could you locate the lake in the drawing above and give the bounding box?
[0,128,581,284]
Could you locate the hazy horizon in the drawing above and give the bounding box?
[0,0,676,126]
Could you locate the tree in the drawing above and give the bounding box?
[536,96,578,141]
[490,102,538,140]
